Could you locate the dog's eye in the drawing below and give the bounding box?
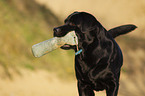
[70,23,75,26]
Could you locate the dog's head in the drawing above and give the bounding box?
[53,12,106,51]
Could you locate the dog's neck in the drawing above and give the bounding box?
[75,27,108,57]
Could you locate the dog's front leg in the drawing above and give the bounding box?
[77,81,95,96]
[106,81,119,96]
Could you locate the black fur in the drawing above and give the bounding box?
[53,12,136,96]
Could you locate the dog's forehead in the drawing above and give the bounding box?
[64,12,95,23]
[65,12,80,23]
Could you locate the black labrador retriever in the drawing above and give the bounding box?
[53,12,137,96]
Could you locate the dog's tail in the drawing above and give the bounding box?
[108,24,137,38]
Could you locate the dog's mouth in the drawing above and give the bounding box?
[61,44,76,50]
[59,31,78,50]
[62,44,71,48]
[53,27,78,50]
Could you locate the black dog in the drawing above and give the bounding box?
[53,12,136,96]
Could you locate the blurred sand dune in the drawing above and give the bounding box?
[0,68,106,96]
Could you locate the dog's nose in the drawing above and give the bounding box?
[53,27,61,37]
[53,28,61,33]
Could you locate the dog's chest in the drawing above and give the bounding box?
[75,55,109,79]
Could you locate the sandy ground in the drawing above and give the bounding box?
[0,69,106,96]
[0,68,144,96]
